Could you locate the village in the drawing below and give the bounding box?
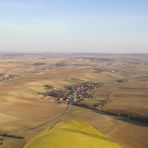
[0,73,18,81]
[42,82,102,104]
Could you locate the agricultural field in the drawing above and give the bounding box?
[0,53,148,148]
[24,119,120,148]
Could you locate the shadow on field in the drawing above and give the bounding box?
[73,104,148,127]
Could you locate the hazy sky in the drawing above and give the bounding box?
[0,0,148,53]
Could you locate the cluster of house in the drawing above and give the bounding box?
[43,82,102,104]
[95,68,118,73]
[0,73,17,81]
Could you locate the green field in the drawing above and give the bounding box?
[24,120,120,148]
[2,137,25,148]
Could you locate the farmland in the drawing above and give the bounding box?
[0,53,148,148]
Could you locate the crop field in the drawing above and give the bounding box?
[0,54,148,148]
[24,120,120,148]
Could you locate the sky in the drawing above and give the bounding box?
[0,0,148,53]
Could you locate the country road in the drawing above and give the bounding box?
[15,102,73,137]
[0,102,73,147]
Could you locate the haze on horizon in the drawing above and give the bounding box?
[0,0,148,53]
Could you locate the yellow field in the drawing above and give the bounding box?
[24,120,120,148]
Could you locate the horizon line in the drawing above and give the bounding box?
[0,51,148,55]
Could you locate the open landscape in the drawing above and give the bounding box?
[0,0,147,147]
[0,53,148,148]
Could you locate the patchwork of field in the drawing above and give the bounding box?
[0,54,148,148]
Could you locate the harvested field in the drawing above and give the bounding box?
[0,54,148,148]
